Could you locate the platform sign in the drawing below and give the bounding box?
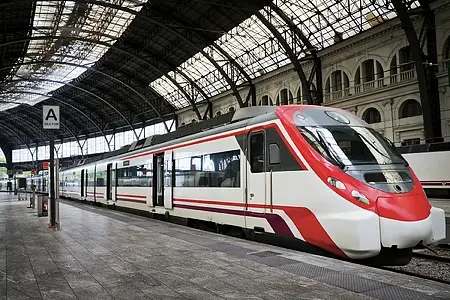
[42,161,49,169]
[43,106,60,130]
[31,169,36,175]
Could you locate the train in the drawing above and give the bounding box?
[402,150,450,198]
[26,105,446,265]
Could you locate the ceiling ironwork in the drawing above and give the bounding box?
[0,0,422,152]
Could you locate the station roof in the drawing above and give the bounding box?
[0,0,420,152]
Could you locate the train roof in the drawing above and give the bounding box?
[62,106,278,171]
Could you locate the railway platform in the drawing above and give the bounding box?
[1,194,449,300]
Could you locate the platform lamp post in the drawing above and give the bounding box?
[42,105,60,229]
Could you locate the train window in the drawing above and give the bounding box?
[250,133,265,173]
[116,164,152,187]
[269,143,281,165]
[175,150,240,188]
[96,170,106,187]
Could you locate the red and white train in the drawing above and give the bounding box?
[51,105,446,264]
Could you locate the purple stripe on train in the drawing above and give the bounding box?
[173,203,293,236]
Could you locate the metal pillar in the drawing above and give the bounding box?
[391,0,442,142]
[49,131,56,228]
[425,10,442,143]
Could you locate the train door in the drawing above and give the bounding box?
[84,169,88,199]
[164,151,173,209]
[112,163,117,202]
[153,153,165,206]
[246,131,267,227]
[81,170,85,197]
[106,163,113,201]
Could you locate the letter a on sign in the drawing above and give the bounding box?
[43,106,60,129]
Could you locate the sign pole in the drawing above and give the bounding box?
[43,105,60,229]
[49,130,56,228]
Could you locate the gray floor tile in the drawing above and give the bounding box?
[1,194,448,300]
[72,285,113,300]
[105,283,151,300]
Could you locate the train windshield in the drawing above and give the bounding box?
[298,125,407,168]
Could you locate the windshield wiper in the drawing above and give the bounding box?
[356,132,403,165]
[315,131,346,169]
[382,136,409,167]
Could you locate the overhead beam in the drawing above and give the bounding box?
[3,90,112,151]
[6,76,139,140]
[0,99,87,156]
[255,10,313,105]
[0,36,172,129]
[0,59,171,120]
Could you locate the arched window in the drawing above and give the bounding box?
[399,46,414,72]
[191,119,198,124]
[362,108,381,124]
[399,99,422,119]
[228,106,235,113]
[216,111,222,117]
[325,70,349,101]
[276,89,294,105]
[259,95,273,106]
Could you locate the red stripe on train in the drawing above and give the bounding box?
[173,197,346,258]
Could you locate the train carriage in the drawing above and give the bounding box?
[58,105,446,265]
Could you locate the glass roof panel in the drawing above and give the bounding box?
[1,0,421,114]
[0,0,145,111]
[151,0,419,108]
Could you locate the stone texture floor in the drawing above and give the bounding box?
[0,193,449,300]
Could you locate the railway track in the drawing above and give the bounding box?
[380,245,450,285]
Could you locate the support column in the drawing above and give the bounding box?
[392,0,442,142]
[425,11,442,143]
[49,131,56,228]
[314,56,323,105]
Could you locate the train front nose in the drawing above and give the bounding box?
[377,195,433,249]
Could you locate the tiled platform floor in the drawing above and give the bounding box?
[0,194,449,300]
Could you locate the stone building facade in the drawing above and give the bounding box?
[177,0,450,146]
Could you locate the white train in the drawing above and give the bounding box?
[31,106,446,265]
[402,150,450,198]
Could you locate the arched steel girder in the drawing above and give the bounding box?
[148,4,253,84]
[4,85,107,130]
[0,123,33,159]
[0,99,87,156]
[5,76,139,140]
[68,77,144,125]
[0,37,172,131]
[0,110,50,141]
[42,0,248,106]
[255,10,313,105]
[0,59,173,120]
[268,3,314,51]
[3,90,111,152]
[118,40,209,120]
[268,3,322,104]
[7,77,120,134]
[20,105,86,158]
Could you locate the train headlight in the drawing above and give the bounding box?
[351,190,370,204]
[327,177,346,190]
